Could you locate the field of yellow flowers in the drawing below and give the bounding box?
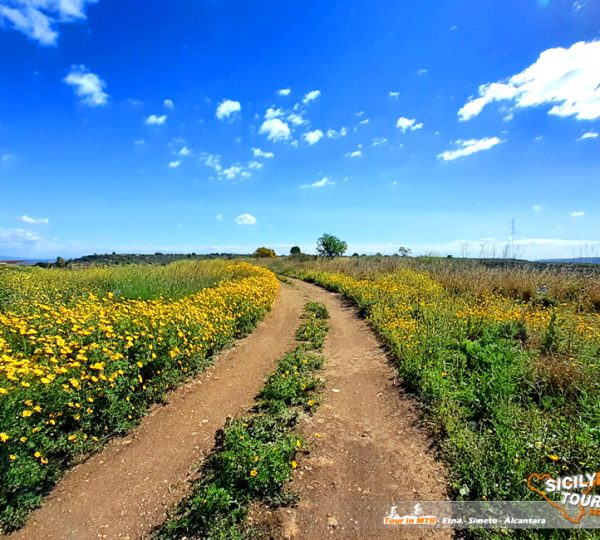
[275,259,600,522]
[0,261,279,531]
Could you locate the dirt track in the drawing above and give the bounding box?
[253,280,450,539]
[10,284,306,540]
[9,279,450,539]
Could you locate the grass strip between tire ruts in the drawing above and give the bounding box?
[154,300,330,540]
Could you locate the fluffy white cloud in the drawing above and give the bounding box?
[163,99,174,109]
[578,131,598,140]
[359,118,370,125]
[248,161,263,170]
[223,166,242,179]
[259,118,291,142]
[417,68,428,75]
[301,176,334,189]
[571,211,585,217]
[458,40,600,121]
[533,205,543,212]
[252,148,274,159]
[389,91,400,99]
[235,213,256,226]
[303,90,321,104]
[438,137,504,161]
[16,215,49,224]
[264,107,283,120]
[345,149,363,158]
[216,99,241,120]
[63,65,108,106]
[204,154,253,180]
[168,160,181,168]
[179,146,191,156]
[287,113,306,126]
[146,114,167,125]
[278,88,291,96]
[0,0,97,45]
[303,129,324,145]
[396,117,423,132]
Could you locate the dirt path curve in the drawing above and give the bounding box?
[264,280,451,539]
[10,283,305,540]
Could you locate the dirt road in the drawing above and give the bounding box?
[255,280,450,539]
[10,278,450,539]
[11,284,305,540]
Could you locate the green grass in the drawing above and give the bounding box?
[274,263,599,540]
[154,302,329,540]
[0,260,245,312]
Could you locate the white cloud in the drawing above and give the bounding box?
[216,99,241,120]
[570,211,585,217]
[326,127,348,139]
[248,161,263,169]
[235,213,256,226]
[259,118,291,142]
[396,117,423,132]
[389,91,400,99]
[458,40,600,121]
[223,166,242,179]
[163,99,174,109]
[179,146,191,156]
[417,68,428,75]
[0,0,97,45]
[533,205,543,212]
[287,113,307,126]
[205,154,222,173]
[345,149,363,158]
[16,215,49,225]
[303,90,321,104]
[204,155,252,180]
[63,65,108,106]
[146,114,167,125]
[372,137,388,146]
[216,213,223,221]
[168,160,181,168]
[438,137,504,161]
[303,129,324,145]
[265,107,284,120]
[252,148,274,159]
[278,88,291,96]
[359,118,370,125]
[301,176,335,189]
[578,131,598,140]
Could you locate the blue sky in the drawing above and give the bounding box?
[0,0,599,259]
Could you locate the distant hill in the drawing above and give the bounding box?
[72,252,251,265]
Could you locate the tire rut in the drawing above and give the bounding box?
[261,280,451,539]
